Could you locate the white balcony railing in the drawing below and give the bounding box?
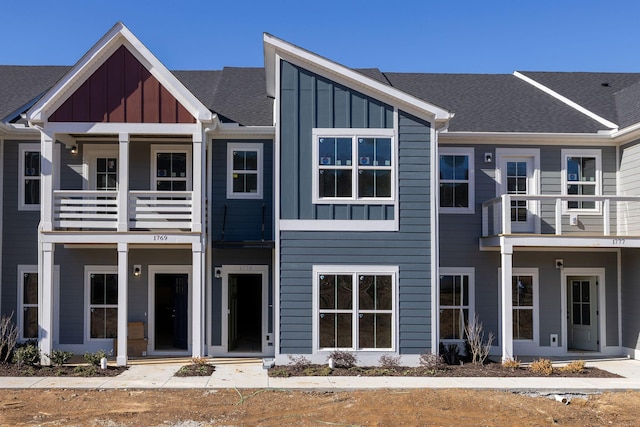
[53,190,194,231]
[482,194,640,237]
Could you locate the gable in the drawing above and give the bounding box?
[49,45,194,124]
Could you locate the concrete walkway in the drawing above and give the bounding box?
[1,358,640,392]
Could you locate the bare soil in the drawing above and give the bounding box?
[1,388,640,426]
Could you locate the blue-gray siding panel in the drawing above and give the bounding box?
[210,140,274,242]
[279,111,433,355]
[279,60,394,221]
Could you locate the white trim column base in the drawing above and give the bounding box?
[191,242,204,358]
[500,239,514,361]
[117,242,128,366]
[39,242,55,365]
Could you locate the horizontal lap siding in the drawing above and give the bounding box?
[620,140,640,234]
[279,111,432,355]
[279,61,394,221]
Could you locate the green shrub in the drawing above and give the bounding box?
[47,350,73,366]
[13,343,40,367]
[83,350,107,366]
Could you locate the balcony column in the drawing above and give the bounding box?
[40,131,55,231]
[116,242,129,366]
[38,242,54,365]
[191,130,203,233]
[500,237,514,361]
[117,133,130,232]
[191,241,205,357]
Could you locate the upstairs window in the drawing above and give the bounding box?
[312,129,395,204]
[151,145,192,192]
[439,147,474,214]
[227,143,263,199]
[19,144,41,211]
[561,149,601,212]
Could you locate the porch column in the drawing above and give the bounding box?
[191,130,203,233]
[191,241,204,357]
[116,242,129,366]
[500,238,514,361]
[39,242,54,365]
[40,131,55,231]
[117,133,129,232]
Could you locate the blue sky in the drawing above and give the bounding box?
[2,0,639,74]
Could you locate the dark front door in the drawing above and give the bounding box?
[155,273,188,350]
[228,274,262,352]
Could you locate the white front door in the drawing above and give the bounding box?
[567,276,598,351]
[499,156,536,233]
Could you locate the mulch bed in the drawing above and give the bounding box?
[174,363,216,377]
[0,362,126,377]
[269,360,621,378]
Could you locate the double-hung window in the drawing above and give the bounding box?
[439,147,474,213]
[152,145,192,192]
[561,149,601,212]
[18,268,38,340]
[227,143,263,199]
[19,144,41,211]
[86,268,118,340]
[314,265,397,351]
[439,268,474,341]
[313,129,395,203]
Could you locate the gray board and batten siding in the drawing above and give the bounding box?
[278,59,434,354]
[210,139,274,243]
[279,60,395,221]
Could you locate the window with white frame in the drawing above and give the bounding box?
[562,149,601,212]
[439,268,474,341]
[227,143,263,199]
[439,147,474,213]
[86,269,118,340]
[18,268,38,340]
[512,273,535,340]
[19,144,41,210]
[312,129,395,203]
[314,266,397,351]
[152,145,192,191]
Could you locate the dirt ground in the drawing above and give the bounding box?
[1,388,639,426]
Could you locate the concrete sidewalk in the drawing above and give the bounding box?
[1,358,640,392]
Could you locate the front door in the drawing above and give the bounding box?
[154,273,189,350]
[499,156,536,233]
[227,273,263,352]
[567,276,598,351]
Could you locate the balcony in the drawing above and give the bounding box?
[482,194,640,239]
[53,190,195,231]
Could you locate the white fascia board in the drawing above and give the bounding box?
[439,130,616,146]
[513,71,618,131]
[214,123,275,138]
[43,122,201,135]
[28,22,212,125]
[263,33,452,124]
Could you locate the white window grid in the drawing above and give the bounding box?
[226,143,263,199]
[438,147,475,214]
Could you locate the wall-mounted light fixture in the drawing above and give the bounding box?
[484,153,493,163]
[555,259,564,269]
[214,267,222,279]
[133,265,142,277]
[71,145,78,155]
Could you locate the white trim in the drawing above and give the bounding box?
[280,219,397,231]
[220,265,270,356]
[438,268,475,344]
[17,265,60,343]
[42,122,202,135]
[147,265,192,355]
[82,144,118,190]
[150,144,193,191]
[560,268,606,353]
[226,142,263,199]
[206,136,213,355]
[498,267,540,351]
[18,143,41,211]
[438,147,475,214]
[513,71,618,130]
[312,128,395,205]
[561,148,602,214]
[0,138,3,314]
[274,54,282,360]
[430,125,439,352]
[311,265,399,353]
[84,265,118,344]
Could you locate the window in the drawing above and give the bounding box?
[314,265,397,351]
[151,145,192,191]
[86,269,118,340]
[19,144,41,210]
[561,149,601,212]
[439,147,474,213]
[439,268,474,341]
[312,129,395,204]
[227,143,263,199]
[512,272,537,341]
[18,269,38,340]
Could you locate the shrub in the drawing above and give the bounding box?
[47,350,73,367]
[529,358,553,376]
[464,315,494,365]
[418,351,442,369]
[378,354,401,368]
[440,343,461,365]
[191,356,208,366]
[502,358,520,370]
[328,350,357,368]
[287,354,311,368]
[83,350,107,366]
[559,359,585,374]
[13,343,40,367]
[0,313,18,363]
[74,365,97,376]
